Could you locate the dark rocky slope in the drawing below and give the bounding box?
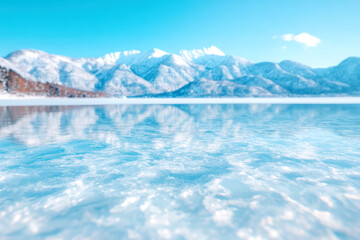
[0,66,106,98]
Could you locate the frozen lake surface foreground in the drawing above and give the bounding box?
[0,103,360,239]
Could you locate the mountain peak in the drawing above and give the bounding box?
[279,60,312,69]
[179,46,225,61]
[144,48,169,59]
[202,46,225,56]
[5,49,48,60]
[101,50,141,64]
[338,57,360,67]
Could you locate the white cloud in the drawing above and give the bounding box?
[281,33,321,47]
[282,34,294,41]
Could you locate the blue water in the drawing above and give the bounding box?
[0,104,360,239]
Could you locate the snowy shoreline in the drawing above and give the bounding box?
[1,97,360,106]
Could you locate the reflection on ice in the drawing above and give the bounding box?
[0,104,360,239]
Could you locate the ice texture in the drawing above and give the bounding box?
[0,104,360,239]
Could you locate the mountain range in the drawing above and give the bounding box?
[1,46,359,97]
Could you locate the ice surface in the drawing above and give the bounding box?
[0,104,360,239]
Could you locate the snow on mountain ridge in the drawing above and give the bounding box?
[179,46,225,61]
[5,49,98,90]
[315,57,360,89]
[2,48,360,97]
[144,48,169,59]
[0,57,36,81]
[100,50,141,65]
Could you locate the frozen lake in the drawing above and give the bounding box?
[0,104,360,239]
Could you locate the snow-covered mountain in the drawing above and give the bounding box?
[2,46,360,97]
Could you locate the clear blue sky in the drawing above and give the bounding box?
[1,0,359,67]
